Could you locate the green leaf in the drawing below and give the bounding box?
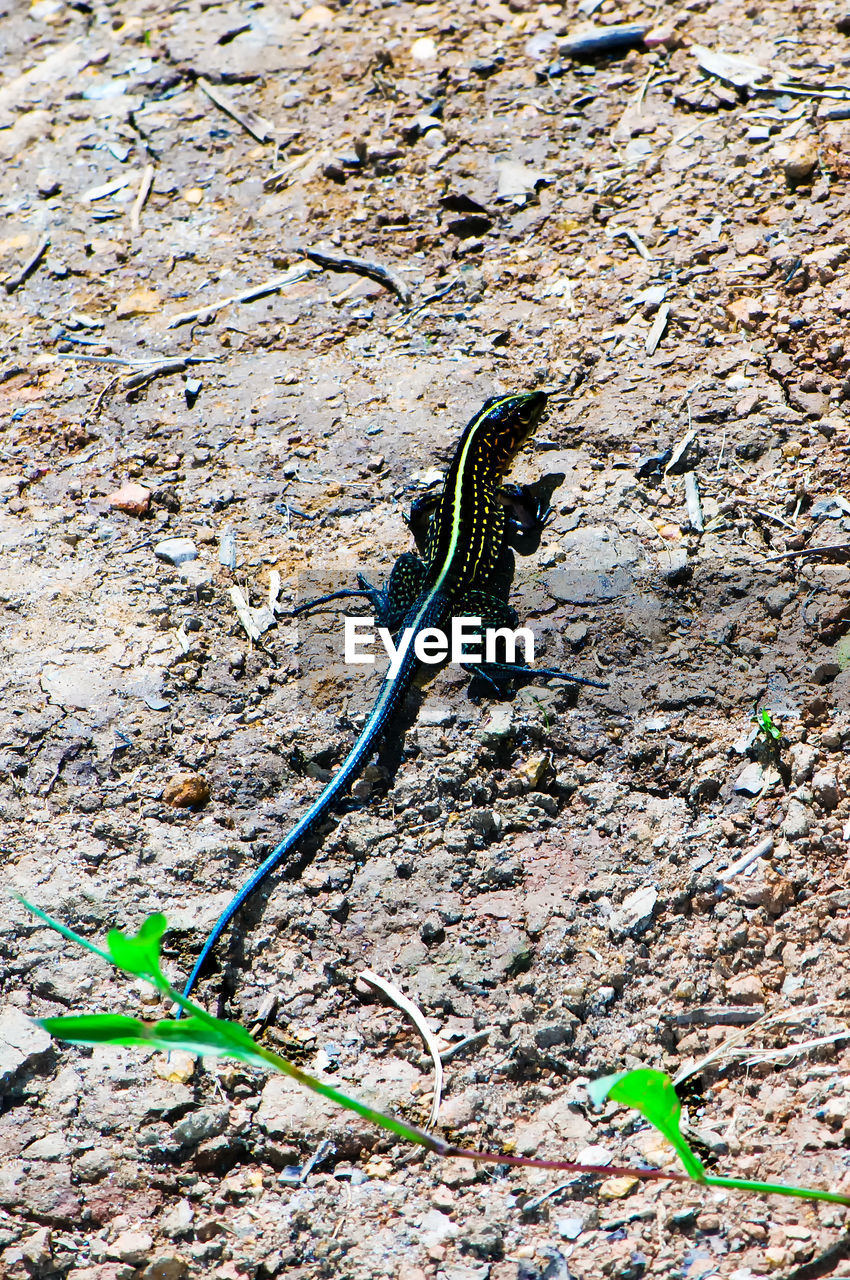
[44,1006,277,1067]
[144,1018,271,1067]
[40,1014,153,1046]
[752,707,781,742]
[588,1069,706,1180]
[107,914,168,985]
[40,1012,271,1068]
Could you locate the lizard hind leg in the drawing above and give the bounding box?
[381,552,428,630]
[452,590,608,696]
[293,554,427,631]
[451,589,522,700]
[290,574,388,619]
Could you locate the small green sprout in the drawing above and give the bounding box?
[752,706,782,743]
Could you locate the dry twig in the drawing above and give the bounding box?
[768,541,850,561]
[166,266,315,329]
[130,164,154,236]
[197,76,275,143]
[305,248,413,306]
[359,968,444,1128]
[4,235,49,294]
[674,1002,844,1086]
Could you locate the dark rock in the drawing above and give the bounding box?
[420,916,446,945]
[764,586,796,617]
[656,681,714,709]
[534,1018,579,1049]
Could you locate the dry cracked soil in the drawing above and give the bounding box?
[1,0,850,1278]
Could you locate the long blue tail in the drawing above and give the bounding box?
[179,637,424,1007]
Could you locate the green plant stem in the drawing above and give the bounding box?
[20,900,850,1209]
[216,1041,850,1202]
[705,1175,850,1206]
[22,898,114,967]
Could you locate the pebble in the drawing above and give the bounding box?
[419,703,454,727]
[811,766,840,810]
[726,296,765,330]
[218,526,236,570]
[410,36,437,61]
[782,799,811,840]
[790,742,818,784]
[493,934,533,978]
[163,772,210,809]
[153,1052,195,1084]
[563,622,589,649]
[735,762,781,795]
[108,1230,154,1264]
[75,1146,114,1183]
[418,1209,457,1247]
[161,1200,194,1239]
[154,537,198,567]
[736,390,763,417]
[784,137,819,183]
[477,703,514,746]
[299,3,334,28]
[598,1175,640,1199]
[608,885,657,939]
[21,1228,52,1270]
[727,974,764,1005]
[764,586,795,617]
[661,547,690,585]
[516,753,551,789]
[107,483,151,516]
[534,1018,579,1049]
[588,985,617,1013]
[734,861,795,914]
[644,22,676,49]
[184,378,202,408]
[140,1256,188,1280]
[37,172,61,197]
[25,1132,67,1160]
[173,1106,229,1146]
[0,1006,52,1090]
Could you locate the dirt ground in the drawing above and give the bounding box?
[2,0,850,1277]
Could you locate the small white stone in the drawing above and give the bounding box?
[608,885,658,938]
[154,537,198,567]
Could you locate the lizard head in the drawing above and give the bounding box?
[475,390,549,469]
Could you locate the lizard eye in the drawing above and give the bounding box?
[517,394,544,424]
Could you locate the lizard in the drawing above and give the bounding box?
[181,390,607,1006]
